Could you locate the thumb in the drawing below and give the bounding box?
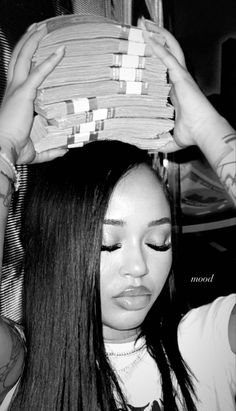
[31,148,68,163]
[156,139,184,153]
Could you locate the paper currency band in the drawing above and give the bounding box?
[112,67,143,82]
[113,54,146,69]
[127,41,146,56]
[85,108,115,122]
[121,26,144,43]
[67,132,99,147]
[65,97,98,115]
[73,119,105,134]
[118,81,148,95]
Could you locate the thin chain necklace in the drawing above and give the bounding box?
[106,337,147,378]
[106,341,146,357]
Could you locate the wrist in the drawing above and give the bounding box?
[0,147,21,191]
[0,139,18,165]
[192,112,234,148]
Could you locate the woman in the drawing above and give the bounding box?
[0,21,235,410]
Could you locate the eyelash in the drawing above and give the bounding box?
[101,243,172,253]
[101,244,121,252]
[146,243,172,252]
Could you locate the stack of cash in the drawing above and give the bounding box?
[30,14,175,152]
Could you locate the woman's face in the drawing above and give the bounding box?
[100,165,172,342]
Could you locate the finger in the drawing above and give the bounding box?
[169,88,178,107]
[138,17,163,34]
[22,45,65,99]
[139,18,186,68]
[7,23,39,84]
[143,34,186,84]
[32,148,68,163]
[26,22,38,32]
[156,139,183,153]
[154,27,186,68]
[10,25,48,88]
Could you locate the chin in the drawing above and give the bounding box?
[112,311,147,332]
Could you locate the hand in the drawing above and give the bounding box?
[0,23,67,164]
[140,19,226,153]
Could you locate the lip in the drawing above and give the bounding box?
[113,286,152,311]
[115,286,151,298]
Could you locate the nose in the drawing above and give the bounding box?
[120,244,148,278]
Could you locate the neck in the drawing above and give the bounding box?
[103,326,141,344]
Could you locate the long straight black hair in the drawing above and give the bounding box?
[11,140,197,410]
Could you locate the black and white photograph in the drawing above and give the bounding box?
[0,1,235,409]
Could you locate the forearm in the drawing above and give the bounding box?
[0,145,16,283]
[195,115,236,207]
[0,25,66,283]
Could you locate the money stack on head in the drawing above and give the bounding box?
[30,14,174,153]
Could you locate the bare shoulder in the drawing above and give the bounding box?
[0,316,25,403]
[229,303,236,354]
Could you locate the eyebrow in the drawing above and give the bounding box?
[103,217,171,227]
[148,217,171,227]
[103,219,125,226]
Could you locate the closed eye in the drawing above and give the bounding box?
[101,244,121,252]
[146,243,172,252]
[101,243,172,252]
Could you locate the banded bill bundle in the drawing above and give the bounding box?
[30,14,174,152]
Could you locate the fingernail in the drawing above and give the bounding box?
[141,16,148,28]
[139,17,146,31]
[58,148,69,156]
[53,45,66,56]
[37,23,47,31]
[137,17,143,28]
[27,22,37,31]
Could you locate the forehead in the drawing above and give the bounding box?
[105,165,170,220]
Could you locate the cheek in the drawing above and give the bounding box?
[148,245,172,270]
[100,250,172,295]
[148,251,172,289]
[99,254,120,320]
[100,253,117,291]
